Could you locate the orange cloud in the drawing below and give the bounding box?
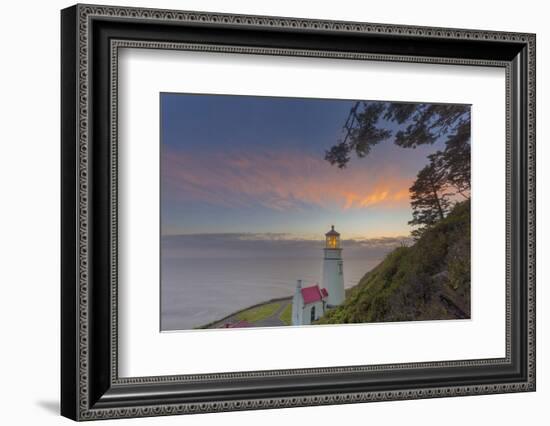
[162,147,412,211]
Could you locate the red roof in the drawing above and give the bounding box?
[301,284,328,304]
[223,320,252,328]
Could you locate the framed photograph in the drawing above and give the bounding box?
[61,4,536,421]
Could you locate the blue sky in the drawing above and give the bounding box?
[160,93,446,241]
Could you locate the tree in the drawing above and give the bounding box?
[408,153,451,238]
[325,102,391,168]
[326,101,471,236]
[326,101,470,169]
[441,121,471,199]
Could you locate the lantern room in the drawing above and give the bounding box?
[325,225,341,249]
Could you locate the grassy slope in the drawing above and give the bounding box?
[279,303,292,325]
[317,200,471,324]
[235,301,281,322]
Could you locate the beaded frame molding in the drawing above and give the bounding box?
[61,4,536,421]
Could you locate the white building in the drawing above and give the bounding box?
[291,279,328,326]
[322,225,345,306]
[291,226,345,326]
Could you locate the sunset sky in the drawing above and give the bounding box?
[160,93,446,243]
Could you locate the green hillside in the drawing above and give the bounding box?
[317,200,471,324]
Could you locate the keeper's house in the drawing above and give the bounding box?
[291,280,328,326]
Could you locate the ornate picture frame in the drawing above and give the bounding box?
[61,4,535,421]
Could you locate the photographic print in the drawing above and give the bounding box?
[160,94,471,331]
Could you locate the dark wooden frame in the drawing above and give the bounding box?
[61,3,536,421]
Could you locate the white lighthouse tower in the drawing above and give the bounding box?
[322,225,345,306]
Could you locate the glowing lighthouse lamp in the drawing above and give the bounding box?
[322,225,345,307]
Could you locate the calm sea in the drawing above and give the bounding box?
[161,257,381,331]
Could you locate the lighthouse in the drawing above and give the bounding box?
[322,225,345,306]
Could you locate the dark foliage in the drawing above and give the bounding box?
[326,101,471,236]
[408,155,452,238]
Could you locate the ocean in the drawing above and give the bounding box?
[161,256,381,331]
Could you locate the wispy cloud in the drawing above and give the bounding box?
[162,146,413,212]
